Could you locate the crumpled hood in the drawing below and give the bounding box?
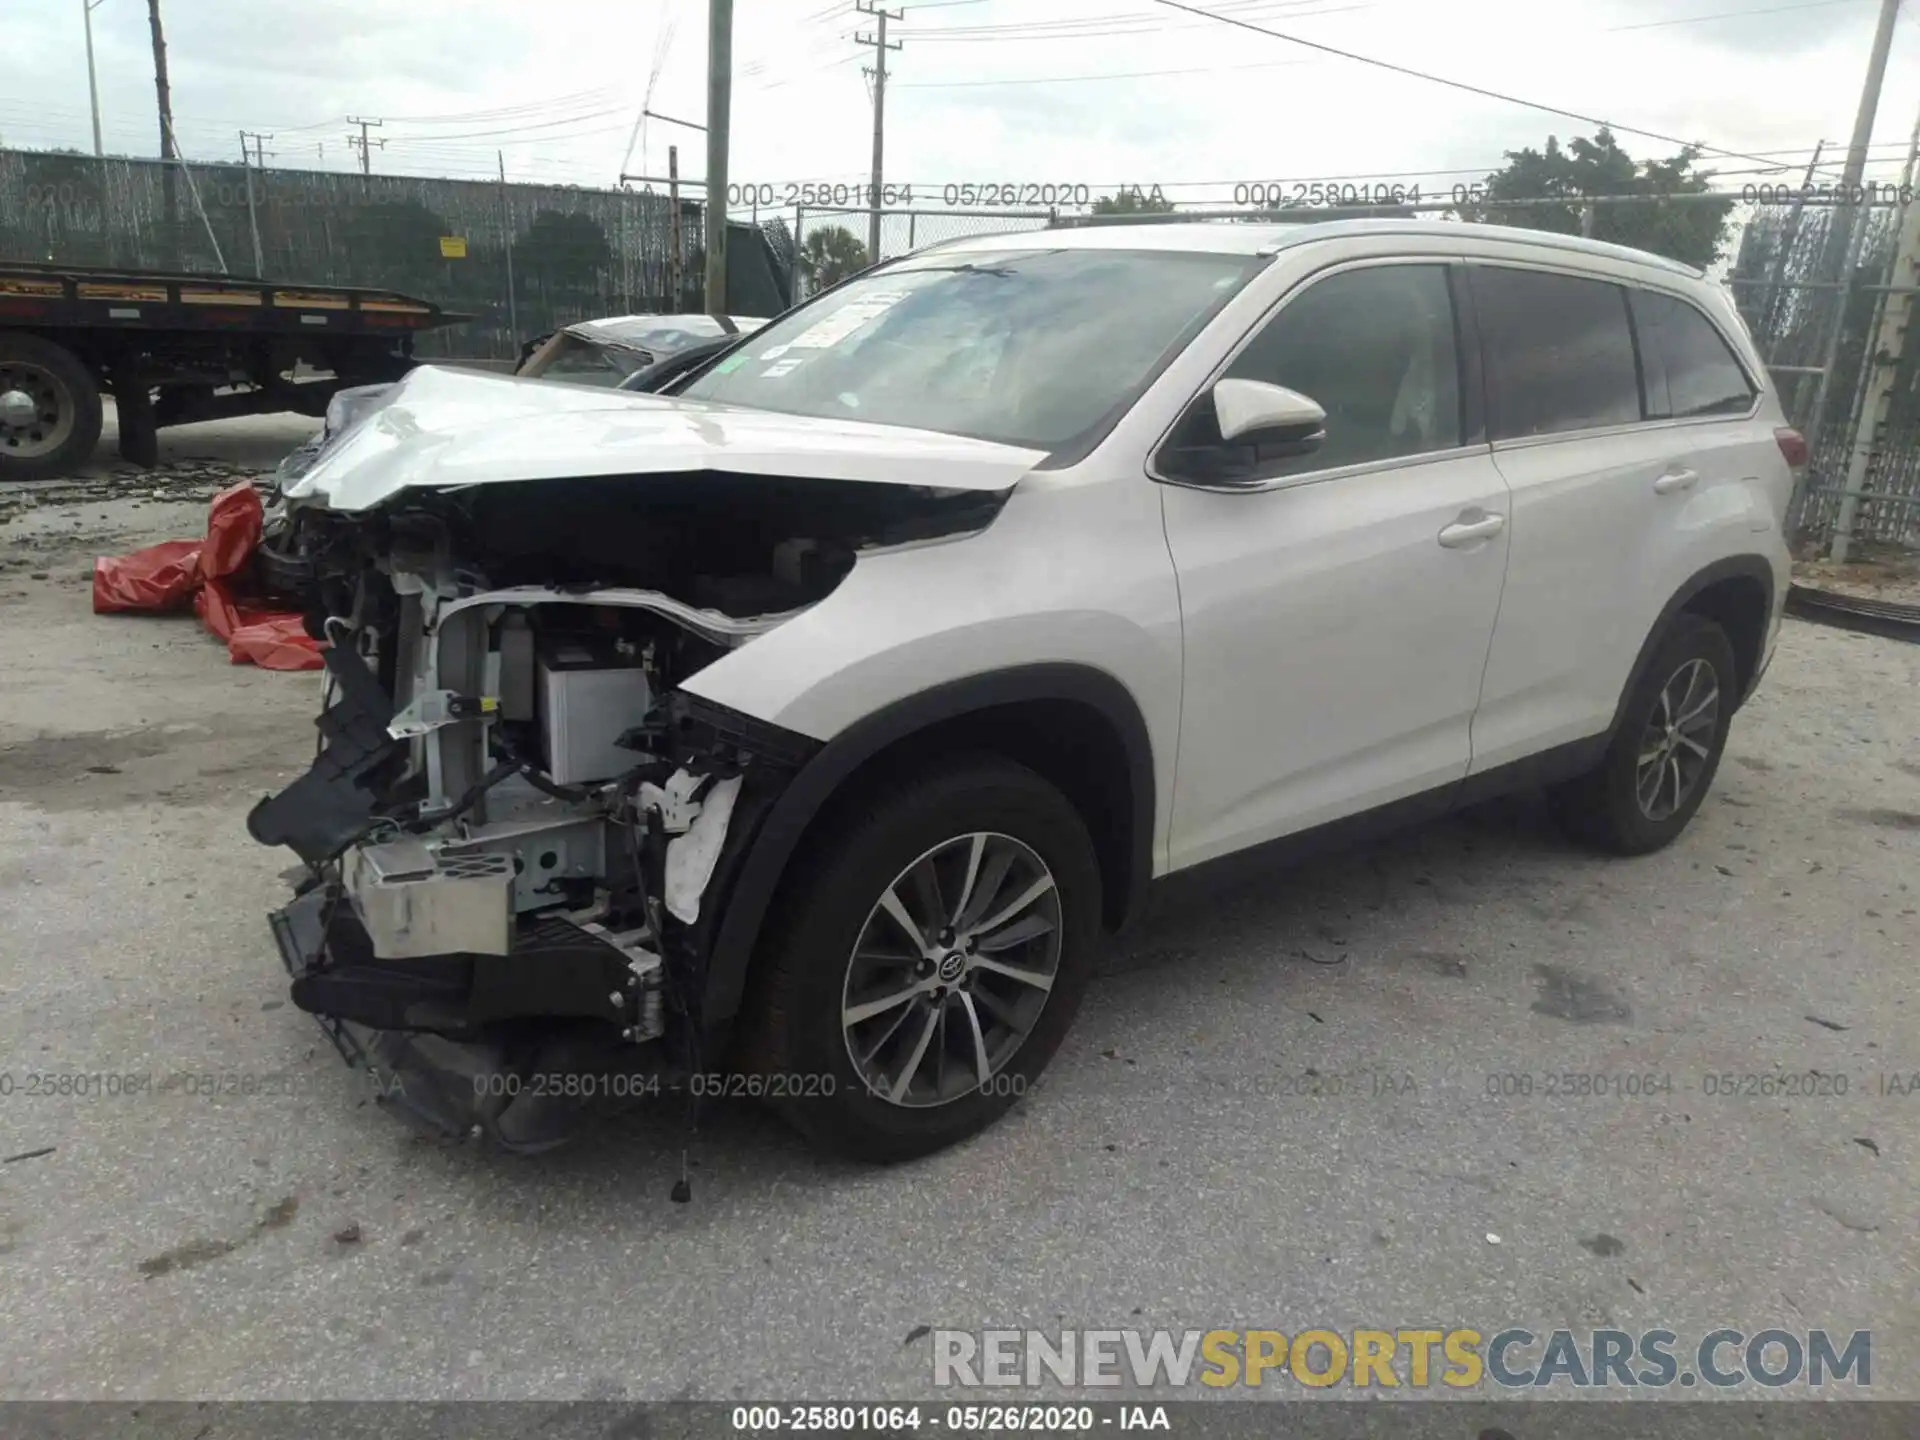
[280,364,1046,512]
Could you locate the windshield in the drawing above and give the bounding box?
[519,332,649,387]
[678,247,1263,452]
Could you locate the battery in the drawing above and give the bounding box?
[535,638,652,785]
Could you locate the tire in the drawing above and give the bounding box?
[0,332,103,481]
[1550,612,1738,855]
[115,377,160,468]
[741,755,1103,1163]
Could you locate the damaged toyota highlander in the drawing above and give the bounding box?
[252,220,1796,1164]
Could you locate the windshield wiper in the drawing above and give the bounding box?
[913,262,1019,278]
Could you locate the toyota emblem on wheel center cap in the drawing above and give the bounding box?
[937,952,967,982]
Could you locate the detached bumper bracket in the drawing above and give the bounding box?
[269,887,368,1070]
[247,643,403,865]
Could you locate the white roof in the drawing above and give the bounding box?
[922,218,1703,278]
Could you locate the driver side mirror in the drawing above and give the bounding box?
[1212,377,1326,454]
[1157,378,1328,486]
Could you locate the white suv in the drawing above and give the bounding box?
[252,220,1797,1163]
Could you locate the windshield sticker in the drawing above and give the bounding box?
[784,292,907,350]
[760,358,804,378]
[712,352,751,374]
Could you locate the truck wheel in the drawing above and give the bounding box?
[0,332,103,481]
[743,756,1102,1163]
[1549,612,1737,855]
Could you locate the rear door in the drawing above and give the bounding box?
[1157,260,1512,871]
[1466,264,1761,774]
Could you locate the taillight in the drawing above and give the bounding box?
[1775,427,1809,471]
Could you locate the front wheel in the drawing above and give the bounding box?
[1550,612,1737,855]
[742,756,1102,1162]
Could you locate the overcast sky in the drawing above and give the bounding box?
[7,0,1920,213]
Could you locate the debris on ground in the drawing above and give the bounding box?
[0,459,242,527]
[92,481,320,671]
[1793,541,1920,608]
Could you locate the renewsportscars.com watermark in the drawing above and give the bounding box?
[933,1328,1871,1391]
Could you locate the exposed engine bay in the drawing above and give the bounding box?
[250,470,1006,1155]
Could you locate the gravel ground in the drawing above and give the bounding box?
[2,415,1918,1404]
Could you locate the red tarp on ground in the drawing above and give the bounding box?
[93,482,323,671]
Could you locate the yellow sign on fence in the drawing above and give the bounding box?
[438,236,467,259]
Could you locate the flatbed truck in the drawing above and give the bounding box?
[0,261,462,480]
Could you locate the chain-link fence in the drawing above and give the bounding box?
[1726,196,1920,555]
[0,149,797,360]
[790,204,1051,297]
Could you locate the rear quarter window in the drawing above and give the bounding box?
[1630,289,1757,419]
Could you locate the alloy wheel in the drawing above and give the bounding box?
[841,831,1063,1109]
[1634,657,1720,821]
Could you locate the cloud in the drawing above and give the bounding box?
[4,0,1915,204]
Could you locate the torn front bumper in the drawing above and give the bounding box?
[268,886,668,1152]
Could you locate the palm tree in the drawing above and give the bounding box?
[796,224,870,294]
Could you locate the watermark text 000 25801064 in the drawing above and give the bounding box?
[933,1327,1872,1391]
[0,1070,372,1100]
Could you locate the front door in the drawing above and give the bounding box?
[1157,261,1511,872]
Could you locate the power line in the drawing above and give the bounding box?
[378,108,629,144]
[1606,0,1868,30]
[375,87,626,125]
[904,0,1361,38]
[1147,0,1818,171]
[895,55,1315,85]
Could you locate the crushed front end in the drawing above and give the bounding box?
[243,363,1025,1154]
[249,485,841,1152]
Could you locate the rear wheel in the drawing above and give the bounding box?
[1550,612,1737,855]
[742,756,1102,1162]
[0,332,102,481]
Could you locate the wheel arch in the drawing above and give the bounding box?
[700,664,1156,1028]
[1610,555,1775,739]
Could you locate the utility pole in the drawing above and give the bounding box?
[669,144,685,308]
[146,0,172,161]
[856,2,903,264]
[1830,105,1920,563]
[498,151,518,347]
[704,0,733,318]
[1796,0,1903,482]
[83,0,108,156]
[147,0,177,264]
[239,130,265,276]
[347,117,384,175]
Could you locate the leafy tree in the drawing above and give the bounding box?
[1091,185,1174,215]
[797,223,869,290]
[1460,128,1734,270]
[513,209,614,299]
[336,198,453,292]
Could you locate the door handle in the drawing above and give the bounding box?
[1438,512,1505,548]
[1653,468,1699,495]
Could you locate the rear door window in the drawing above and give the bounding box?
[1469,266,1641,440]
[1630,290,1757,419]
